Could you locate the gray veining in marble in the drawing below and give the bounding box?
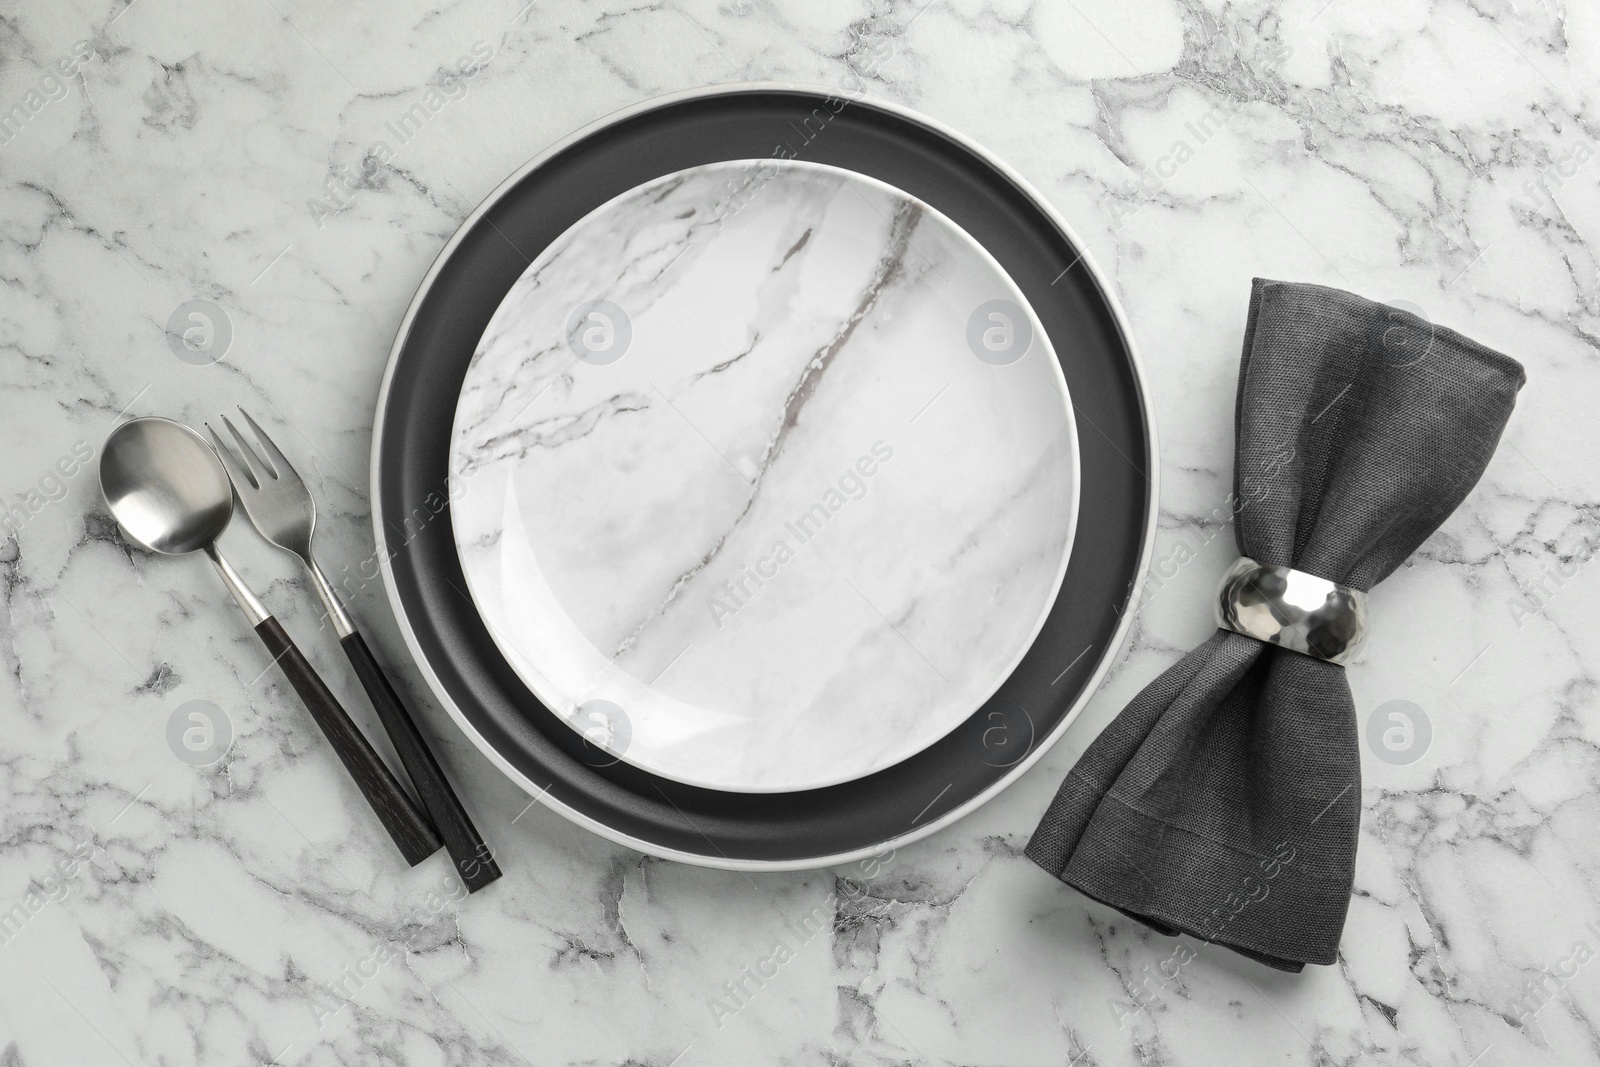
[0,0,1597,1064]
[450,159,1074,792]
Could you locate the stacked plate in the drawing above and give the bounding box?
[373,86,1155,870]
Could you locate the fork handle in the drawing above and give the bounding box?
[254,617,442,865]
[341,630,503,891]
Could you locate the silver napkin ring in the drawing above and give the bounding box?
[1215,557,1368,665]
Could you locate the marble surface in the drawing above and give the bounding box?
[451,159,1074,792]
[0,0,1596,1064]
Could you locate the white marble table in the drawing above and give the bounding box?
[0,1,1594,1064]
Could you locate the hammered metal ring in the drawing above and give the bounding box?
[1215,557,1368,666]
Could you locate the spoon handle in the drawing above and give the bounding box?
[253,616,443,865]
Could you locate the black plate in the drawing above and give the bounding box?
[373,86,1155,868]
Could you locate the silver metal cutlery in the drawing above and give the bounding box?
[206,409,500,891]
[99,417,442,865]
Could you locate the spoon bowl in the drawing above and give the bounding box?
[100,417,234,555]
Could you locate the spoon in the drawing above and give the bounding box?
[100,416,441,865]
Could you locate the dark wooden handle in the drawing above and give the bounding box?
[342,630,502,891]
[253,617,441,866]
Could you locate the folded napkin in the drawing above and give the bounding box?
[1026,279,1526,971]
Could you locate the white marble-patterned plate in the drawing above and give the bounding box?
[448,159,1077,793]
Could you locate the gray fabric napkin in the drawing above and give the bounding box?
[1026,279,1526,971]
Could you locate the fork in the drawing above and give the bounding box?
[208,409,502,892]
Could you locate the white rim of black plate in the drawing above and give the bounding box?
[449,157,1080,794]
[372,84,1159,871]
